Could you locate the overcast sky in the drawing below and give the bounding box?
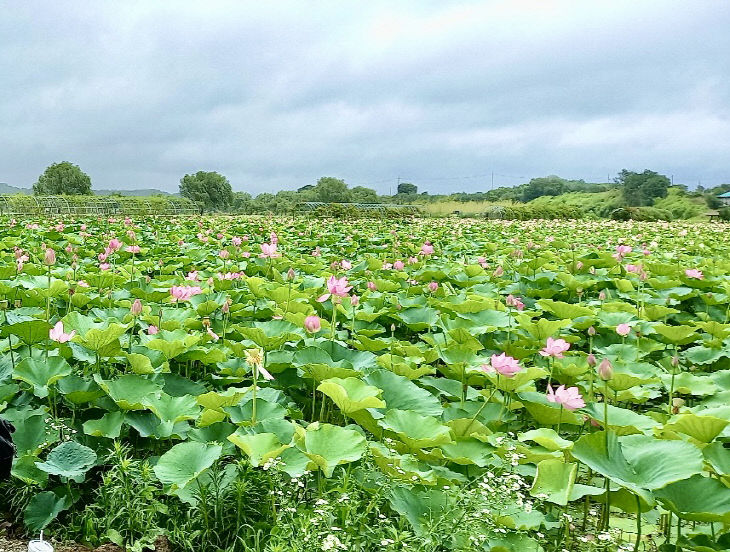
[1,1,729,195]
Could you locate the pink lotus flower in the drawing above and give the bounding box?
[350,294,360,306]
[219,249,230,259]
[407,256,418,264]
[625,264,641,274]
[170,285,203,302]
[44,248,56,266]
[493,266,504,277]
[505,294,524,310]
[546,384,585,410]
[187,271,200,281]
[489,353,522,378]
[49,321,76,343]
[147,325,159,335]
[341,259,352,270]
[540,337,570,358]
[108,238,123,252]
[685,269,703,280]
[367,281,377,291]
[126,245,141,254]
[311,247,321,257]
[393,260,405,270]
[131,299,142,316]
[420,242,434,255]
[207,327,219,341]
[317,276,352,302]
[77,280,89,288]
[428,281,439,292]
[99,263,111,271]
[304,315,321,333]
[259,243,280,258]
[616,323,631,337]
[232,236,242,247]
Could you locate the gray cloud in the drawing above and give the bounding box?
[1,0,729,194]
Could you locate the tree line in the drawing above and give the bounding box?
[21,161,730,214]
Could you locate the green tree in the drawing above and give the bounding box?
[33,161,92,195]
[520,176,567,202]
[350,186,379,203]
[179,171,234,212]
[618,170,670,206]
[314,177,351,203]
[397,182,418,195]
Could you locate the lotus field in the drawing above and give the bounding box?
[1,215,730,551]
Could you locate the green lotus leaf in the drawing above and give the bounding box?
[144,393,200,425]
[1,320,53,345]
[652,324,698,344]
[318,377,385,414]
[396,307,439,331]
[11,454,49,486]
[660,372,717,396]
[530,459,578,506]
[35,441,97,482]
[14,356,72,398]
[225,398,286,424]
[365,370,443,417]
[388,486,449,536]
[571,431,703,503]
[438,438,494,466]
[536,299,595,320]
[663,413,729,443]
[380,409,453,449]
[684,345,727,365]
[703,441,730,476]
[655,475,730,523]
[153,441,223,492]
[582,403,657,435]
[24,491,71,532]
[83,411,125,438]
[518,428,573,451]
[94,374,163,410]
[143,329,201,359]
[228,430,289,467]
[295,422,366,477]
[57,375,104,404]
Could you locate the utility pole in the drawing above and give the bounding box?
[491,171,494,190]
[395,176,400,196]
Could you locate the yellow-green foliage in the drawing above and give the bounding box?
[653,188,706,220]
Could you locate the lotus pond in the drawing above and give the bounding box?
[0,215,729,552]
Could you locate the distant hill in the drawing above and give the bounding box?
[0,183,175,197]
[0,183,29,194]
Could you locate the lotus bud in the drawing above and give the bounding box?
[304,315,321,333]
[586,353,597,368]
[598,358,613,381]
[428,281,439,292]
[131,299,142,316]
[44,248,56,266]
[493,266,504,277]
[367,281,377,291]
[671,355,679,367]
[287,268,296,281]
[351,294,360,306]
[221,300,230,314]
[598,290,606,301]
[587,326,596,336]
[390,323,396,333]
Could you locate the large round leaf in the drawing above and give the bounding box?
[153,441,223,492]
[35,441,97,482]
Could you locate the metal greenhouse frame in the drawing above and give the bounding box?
[0,195,198,217]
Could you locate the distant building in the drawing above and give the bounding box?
[718,191,730,206]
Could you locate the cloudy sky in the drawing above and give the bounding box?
[2,1,729,195]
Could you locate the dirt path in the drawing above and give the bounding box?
[1,535,170,552]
